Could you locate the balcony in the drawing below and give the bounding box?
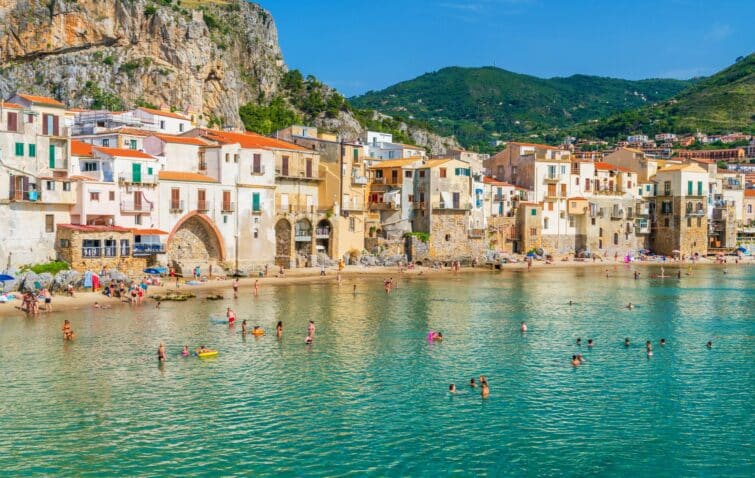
[315,227,331,239]
[637,204,650,216]
[251,207,262,215]
[8,189,40,202]
[251,165,267,175]
[81,246,117,258]
[197,200,211,212]
[275,169,323,181]
[118,173,157,185]
[610,209,624,220]
[121,200,153,213]
[635,219,650,234]
[221,201,235,213]
[49,158,68,171]
[170,200,185,213]
[543,175,561,184]
[342,201,364,211]
[686,209,705,217]
[370,202,398,210]
[352,175,369,185]
[468,228,485,238]
[133,243,166,256]
[434,203,471,211]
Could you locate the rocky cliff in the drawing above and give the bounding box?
[0,0,457,153]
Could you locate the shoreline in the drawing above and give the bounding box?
[1,258,751,319]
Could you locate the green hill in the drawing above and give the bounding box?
[578,53,755,140]
[349,66,694,150]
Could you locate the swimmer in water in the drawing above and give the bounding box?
[470,378,477,388]
[182,345,189,356]
[226,307,236,325]
[624,338,630,348]
[568,300,574,306]
[587,339,593,348]
[706,341,712,349]
[626,302,634,310]
[353,284,357,295]
[276,320,283,338]
[449,384,456,394]
[435,332,443,341]
[305,335,313,345]
[660,338,666,346]
[480,376,489,399]
[571,355,581,367]
[241,319,247,335]
[577,353,585,363]
[157,342,166,362]
[520,321,528,332]
[576,338,582,346]
[646,340,653,356]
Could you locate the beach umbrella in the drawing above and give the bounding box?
[0,274,14,281]
[143,268,163,275]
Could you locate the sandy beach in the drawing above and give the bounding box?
[1,257,750,319]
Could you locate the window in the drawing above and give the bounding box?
[529,227,537,236]
[627,180,632,189]
[101,138,110,147]
[90,192,100,201]
[585,179,591,191]
[687,180,693,195]
[408,194,414,203]
[234,154,239,163]
[59,239,70,248]
[109,191,115,201]
[46,181,55,191]
[159,120,166,129]
[130,139,137,149]
[439,168,447,178]
[613,233,619,245]
[598,239,603,249]
[15,142,24,156]
[62,182,71,191]
[547,202,553,211]
[454,168,470,176]
[664,218,670,227]
[179,123,184,133]
[697,217,702,227]
[223,216,228,224]
[748,204,753,214]
[353,148,359,162]
[253,154,261,173]
[419,170,426,178]
[664,181,671,196]
[252,192,261,212]
[697,181,703,196]
[281,156,289,176]
[531,208,536,216]
[687,217,692,227]
[391,169,398,183]
[147,167,153,175]
[253,228,259,239]
[135,214,142,225]
[28,144,36,157]
[575,177,580,186]
[225,153,230,163]
[45,214,54,233]
[404,170,413,178]
[661,201,673,214]
[569,216,575,227]
[6,112,18,132]
[445,234,451,241]
[171,188,180,210]
[599,227,604,237]
[26,114,34,124]
[646,184,651,192]
[543,218,549,229]
[349,217,356,232]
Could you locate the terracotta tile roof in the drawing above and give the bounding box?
[483,176,513,186]
[417,159,452,169]
[197,128,309,151]
[71,140,94,157]
[567,196,587,201]
[58,224,131,232]
[368,158,417,169]
[69,175,95,182]
[137,107,189,120]
[1,102,23,109]
[15,93,65,107]
[656,164,708,174]
[149,134,208,146]
[594,161,635,173]
[108,127,152,136]
[158,171,218,182]
[132,228,169,235]
[94,147,155,159]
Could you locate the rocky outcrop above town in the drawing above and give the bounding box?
[0,0,458,152]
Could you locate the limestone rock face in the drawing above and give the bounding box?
[0,0,283,128]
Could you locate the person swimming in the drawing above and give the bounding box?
[624,338,630,347]
[470,378,477,388]
[62,320,75,341]
[706,341,712,349]
[577,353,585,363]
[480,376,489,399]
[568,300,574,306]
[660,338,666,346]
[520,321,527,332]
[305,335,313,345]
[576,338,582,346]
[241,319,247,335]
[571,355,581,367]
[587,339,594,348]
[157,342,166,362]
[276,320,283,338]
[626,302,634,310]
[449,384,456,394]
[646,340,653,356]
[182,345,189,357]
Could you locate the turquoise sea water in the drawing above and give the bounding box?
[0,266,753,477]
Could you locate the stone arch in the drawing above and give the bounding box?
[167,212,225,271]
[315,219,333,258]
[275,219,292,266]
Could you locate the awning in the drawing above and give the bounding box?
[132,228,169,235]
[440,191,452,207]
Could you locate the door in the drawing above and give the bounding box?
[560,184,566,197]
[132,163,142,183]
[134,191,142,211]
[306,159,312,178]
[547,184,556,197]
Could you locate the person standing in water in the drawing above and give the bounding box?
[157,342,166,362]
[232,278,239,298]
[480,376,490,399]
[624,338,631,348]
[571,355,581,367]
[241,320,247,335]
[226,307,236,325]
[449,384,457,394]
[307,320,316,338]
[646,340,653,356]
[254,280,260,297]
[470,378,477,388]
[520,321,527,332]
[352,284,357,295]
[276,321,283,339]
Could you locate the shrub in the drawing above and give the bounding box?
[20,261,70,275]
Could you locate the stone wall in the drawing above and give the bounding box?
[651,197,708,256]
[488,216,517,253]
[427,211,486,262]
[516,204,542,253]
[56,228,147,276]
[167,216,223,274]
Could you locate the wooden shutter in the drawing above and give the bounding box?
[52,115,60,136]
[253,154,261,173]
[42,114,49,135]
[7,112,17,132]
[22,176,29,200]
[306,158,312,177]
[282,156,289,176]
[8,174,14,200]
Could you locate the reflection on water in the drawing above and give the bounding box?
[0,266,753,476]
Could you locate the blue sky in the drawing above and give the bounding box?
[259,0,754,97]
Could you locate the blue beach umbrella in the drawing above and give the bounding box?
[0,274,14,281]
[143,268,163,275]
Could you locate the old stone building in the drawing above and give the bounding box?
[55,224,147,275]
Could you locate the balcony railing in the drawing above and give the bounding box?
[221,201,235,213]
[118,173,157,185]
[352,175,368,185]
[133,243,166,255]
[197,200,210,212]
[635,219,650,234]
[120,200,153,213]
[610,209,624,220]
[435,203,471,211]
[543,175,561,183]
[251,165,266,175]
[686,209,705,217]
[170,200,184,212]
[49,158,68,170]
[275,169,323,181]
[370,202,398,210]
[9,189,40,202]
[315,227,331,238]
[81,246,117,258]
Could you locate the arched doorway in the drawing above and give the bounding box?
[315,219,332,258]
[294,218,312,256]
[275,219,292,267]
[167,213,225,274]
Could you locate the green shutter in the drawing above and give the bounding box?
[28,144,36,157]
[132,163,142,183]
[49,145,55,168]
[353,148,358,161]
[252,192,260,212]
[531,208,536,216]
[687,181,693,195]
[147,167,153,175]
[697,181,703,196]
[15,143,24,156]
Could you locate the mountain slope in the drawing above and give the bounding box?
[578,53,755,139]
[350,66,694,149]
